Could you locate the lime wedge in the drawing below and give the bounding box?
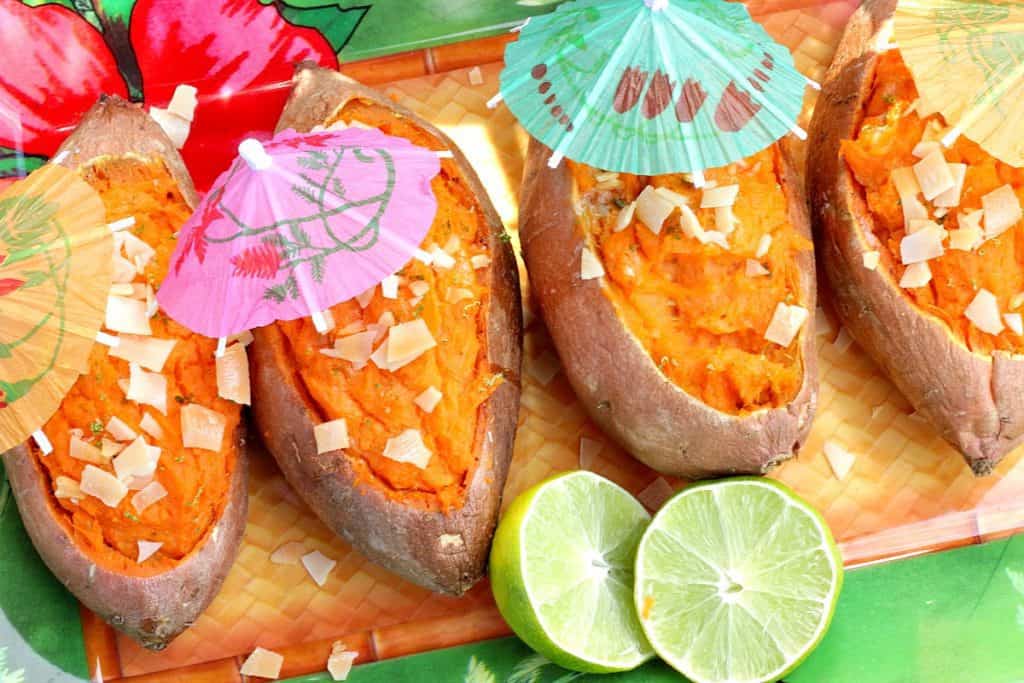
[490,471,654,673]
[635,478,843,683]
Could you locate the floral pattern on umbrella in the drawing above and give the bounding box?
[157,127,442,339]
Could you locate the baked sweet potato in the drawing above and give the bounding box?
[808,0,1024,475]
[519,141,817,479]
[250,65,522,595]
[2,97,247,649]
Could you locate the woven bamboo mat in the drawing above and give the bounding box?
[114,1,1024,676]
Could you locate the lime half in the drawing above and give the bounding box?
[635,478,843,683]
[490,471,654,673]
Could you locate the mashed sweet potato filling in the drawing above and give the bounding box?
[271,100,498,512]
[843,52,1024,354]
[571,147,810,415]
[33,158,240,576]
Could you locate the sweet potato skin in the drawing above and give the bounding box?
[1,97,248,649]
[807,0,1024,475]
[518,140,817,479]
[250,65,522,595]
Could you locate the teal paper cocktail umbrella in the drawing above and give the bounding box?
[492,0,812,180]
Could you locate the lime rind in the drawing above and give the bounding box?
[634,477,843,683]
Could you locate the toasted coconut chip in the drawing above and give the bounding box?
[139,413,163,440]
[314,418,349,454]
[354,287,375,308]
[80,465,128,508]
[700,184,740,209]
[149,106,191,148]
[323,330,377,365]
[698,230,730,250]
[270,541,306,565]
[654,186,690,209]
[745,259,769,277]
[136,540,162,564]
[965,289,1004,335]
[578,437,603,470]
[900,262,932,288]
[764,303,809,348]
[911,140,941,159]
[446,287,474,303]
[132,480,168,514]
[386,319,437,368]
[69,435,106,465]
[960,209,985,233]
[106,295,151,335]
[824,440,855,480]
[116,232,156,271]
[180,403,226,451]
[1005,313,1024,336]
[101,438,126,459]
[301,550,337,587]
[109,283,134,297]
[891,167,929,225]
[109,335,176,372]
[54,476,84,501]
[240,647,284,679]
[414,386,443,413]
[112,436,159,481]
[637,477,675,512]
[216,343,251,405]
[678,204,703,239]
[912,150,955,201]
[933,163,967,208]
[336,320,366,336]
[380,274,400,299]
[409,280,431,297]
[755,234,772,259]
[982,185,1022,238]
[429,244,456,269]
[106,416,137,442]
[168,84,198,122]
[127,363,168,415]
[715,206,738,234]
[229,329,255,347]
[862,251,880,270]
[614,200,637,233]
[327,643,359,681]
[636,186,675,235]
[949,226,982,252]
[580,247,605,280]
[111,253,136,284]
[382,429,433,469]
[1012,292,1024,310]
[900,223,945,264]
[126,475,153,491]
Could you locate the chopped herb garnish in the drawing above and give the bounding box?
[174,455,185,463]
[124,512,139,522]
[883,93,896,105]
[89,420,104,434]
[498,232,512,243]
[613,198,628,209]
[187,485,204,507]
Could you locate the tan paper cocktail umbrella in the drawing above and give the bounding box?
[896,0,1024,167]
[0,163,111,452]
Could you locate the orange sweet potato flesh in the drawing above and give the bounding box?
[32,157,241,577]
[270,100,498,512]
[843,52,1024,354]
[571,147,812,415]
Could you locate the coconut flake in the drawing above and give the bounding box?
[113,436,159,481]
[965,289,1004,335]
[109,335,175,372]
[755,234,772,259]
[131,480,167,514]
[70,435,106,465]
[960,209,985,233]
[106,416,137,441]
[900,223,945,264]
[714,206,738,234]
[327,643,359,681]
[933,163,967,208]
[862,251,880,270]
[948,225,983,251]
[470,254,491,269]
[382,429,433,469]
[446,287,474,303]
[216,343,251,405]
[912,150,955,201]
[314,418,349,454]
[136,540,162,563]
[80,465,129,508]
[982,185,1023,238]
[764,303,808,348]
[1012,292,1024,310]
[900,262,932,288]
[891,167,929,225]
[429,245,456,269]
[101,438,126,459]
[127,363,168,415]
[698,230,730,250]
[106,296,151,335]
[678,204,704,239]
[635,186,675,235]
[380,274,400,299]
[414,386,443,413]
[54,476,84,501]
[229,329,255,347]
[240,647,284,679]
[111,253,136,283]
[409,281,431,300]
[745,259,769,277]
[1005,313,1024,335]
[270,541,306,565]
[824,440,855,480]
[653,186,689,208]
[149,107,191,149]
[116,232,156,272]
[700,184,740,209]
[301,550,337,587]
[580,247,605,280]
[167,84,198,122]
[180,403,226,451]
[324,330,377,365]
[386,319,437,369]
[911,140,941,159]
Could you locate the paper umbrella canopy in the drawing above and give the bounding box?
[895,0,1024,167]
[493,0,811,177]
[0,163,112,453]
[157,127,444,340]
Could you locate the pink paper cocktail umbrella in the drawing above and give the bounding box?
[157,127,444,343]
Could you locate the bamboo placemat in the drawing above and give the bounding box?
[84,2,1024,680]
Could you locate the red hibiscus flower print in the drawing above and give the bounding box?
[0,0,341,190]
[0,253,23,297]
[174,187,224,274]
[230,241,282,279]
